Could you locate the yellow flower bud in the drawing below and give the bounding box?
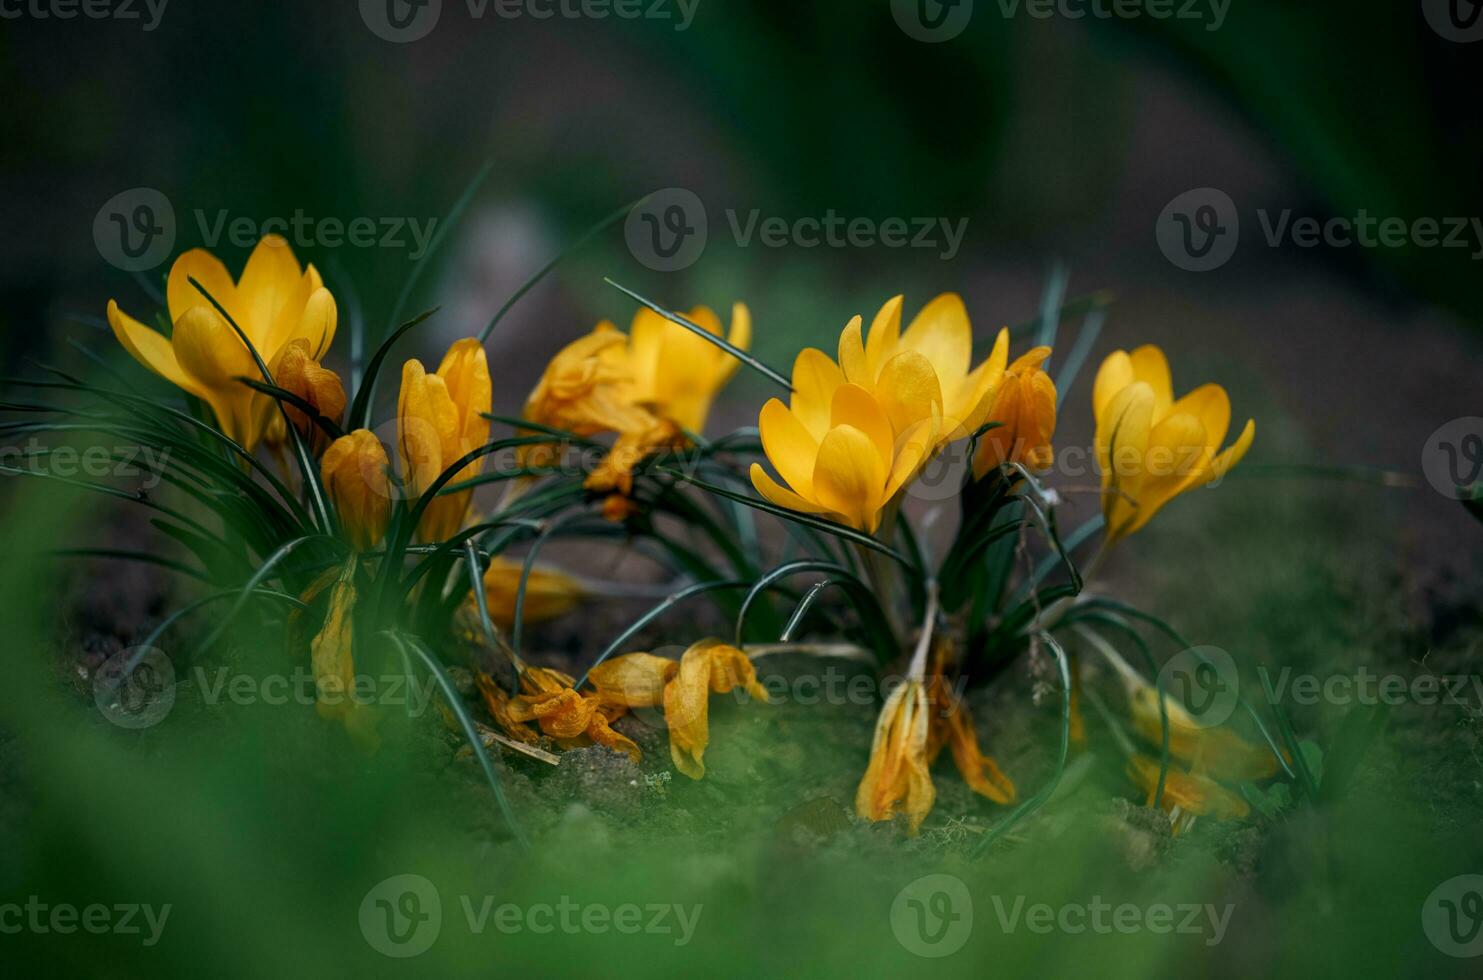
[321,430,392,551]
[268,337,346,452]
[973,346,1057,477]
[397,338,492,542]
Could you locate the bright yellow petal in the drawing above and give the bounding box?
[235,234,304,346]
[837,315,869,385]
[874,349,943,439]
[899,293,971,392]
[759,398,820,498]
[812,425,886,532]
[1129,345,1173,420]
[1097,381,1155,538]
[1169,383,1231,455]
[171,306,260,445]
[166,248,238,328]
[1207,419,1255,483]
[864,295,904,381]
[830,383,894,469]
[106,300,206,399]
[718,302,752,385]
[1123,411,1209,536]
[789,348,845,441]
[749,463,831,515]
[947,326,1011,436]
[883,412,941,500]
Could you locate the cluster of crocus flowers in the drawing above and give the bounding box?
[1093,345,1255,542]
[107,235,337,451]
[521,304,750,513]
[752,294,1020,532]
[588,639,769,778]
[398,338,492,542]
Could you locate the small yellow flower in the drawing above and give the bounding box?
[266,337,346,453]
[321,430,393,551]
[926,644,1016,805]
[521,323,655,440]
[855,678,934,834]
[589,640,768,779]
[750,352,939,533]
[625,304,751,433]
[1129,685,1277,781]
[476,556,584,628]
[1093,345,1255,541]
[973,346,1057,477]
[107,235,337,450]
[837,294,1009,447]
[1127,755,1250,835]
[397,338,492,542]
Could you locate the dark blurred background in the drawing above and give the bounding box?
[2,0,1480,562]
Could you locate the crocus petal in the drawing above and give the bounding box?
[106,300,207,400]
[1207,419,1255,483]
[789,348,845,441]
[874,349,943,439]
[758,398,820,498]
[948,325,1010,436]
[1097,381,1155,539]
[1123,411,1209,536]
[166,248,238,328]
[864,295,904,381]
[1169,383,1231,454]
[837,315,869,385]
[883,412,941,501]
[830,383,895,469]
[1092,350,1135,424]
[588,652,679,708]
[719,302,752,386]
[1129,345,1173,420]
[750,463,832,515]
[812,425,887,532]
[855,680,934,834]
[899,293,971,395]
[235,234,304,348]
[171,305,259,445]
[663,645,713,779]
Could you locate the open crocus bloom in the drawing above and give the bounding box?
[751,350,940,533]
[588,640,769,779]
[624,303,751,433]
[855,678,935,834]
[397,338,492,542]
[106,235,337,451]
[838,294,1009,447]
[1093,345,1255,541]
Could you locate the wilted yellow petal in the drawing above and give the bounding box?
[589,652,679,708]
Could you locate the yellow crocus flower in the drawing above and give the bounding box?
[1129,684,1277,782]
[588,640,769,779]
[624,304,751,433]
[477,556,585,628]
[750,349,939,532]
[972,346,1057,477]
[1127,755,1250,835]
[320,429,392,552]
[854,678,935,834]
[837,294,1009,446]
[106,235,337,450]
[1092,345,1255,541]
[397,338,492,542]
[521,323,656,439]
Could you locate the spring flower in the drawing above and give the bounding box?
[521,323,655,440]
[584,418,686,498]
[1093,345,1255,541]
[493,664,639,761]
[926,643,1016,804]
[1127,755,1250,835]
[106,235,337,450]
[1129,685,1277,781]
[477,556,585,628]
[855,678,934,834]
[398,338,492,542]
[624,304,751,433]
[837,294,1009,446]
[588,640,769,779]
[973,347,1057,476]
[750,352,939,532]
[321,430,393,551]
[266,337,346,453]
